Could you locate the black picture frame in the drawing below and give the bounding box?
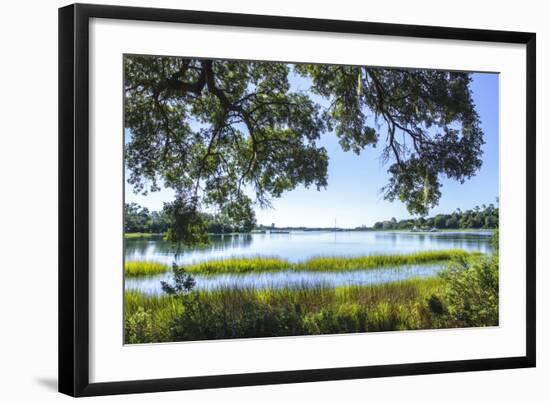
[59,3,536,397]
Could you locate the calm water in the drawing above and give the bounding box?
[125,231,492,294]
[125,230,492,266]
[126,264,445,295]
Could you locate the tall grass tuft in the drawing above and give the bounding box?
[185,257,291,274]
[125,261,169,277]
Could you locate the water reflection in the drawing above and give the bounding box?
[125,230,492,266]
[125,264,445,295]
[126,234,254,264]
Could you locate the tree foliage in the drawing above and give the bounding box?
[125,56,485,242]
[296,65,483,215]
[161,263,197,295]
[124,203,151,233]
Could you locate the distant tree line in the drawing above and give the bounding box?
[124,202,256,235]
[371,203,499,230]
[126,202,498,234]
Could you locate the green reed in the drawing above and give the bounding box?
[124,261,169,277]
[124,277,444,343]
[184,250,476,275]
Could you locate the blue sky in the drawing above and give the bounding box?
[125,71,499,228]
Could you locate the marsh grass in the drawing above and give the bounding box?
[184,250,476,275]
[185,257,291,274]
[124,255,499,343]
[124,250,476,277]
[124,241,497,343]
[124,277,445,343]
[124,261,169,277]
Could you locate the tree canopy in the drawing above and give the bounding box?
[125,56,484,242]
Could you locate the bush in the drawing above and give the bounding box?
[125,307,154,344]
[124,290,184,343]
[429,253,499,327]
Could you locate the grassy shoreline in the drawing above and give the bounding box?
[124,277,444,343]
[124,251,498,343]
[124,250,478,276]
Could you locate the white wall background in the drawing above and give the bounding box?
[0,0,546,399]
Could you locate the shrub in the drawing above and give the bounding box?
[124,291,183,343]
[125,306,154,344]
[429,253,499,327]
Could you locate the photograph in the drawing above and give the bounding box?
[52,2,537,396]
[123,55,500,344]
[0,0,542,398]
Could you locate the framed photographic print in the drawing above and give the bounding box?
[58,3,536,397]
